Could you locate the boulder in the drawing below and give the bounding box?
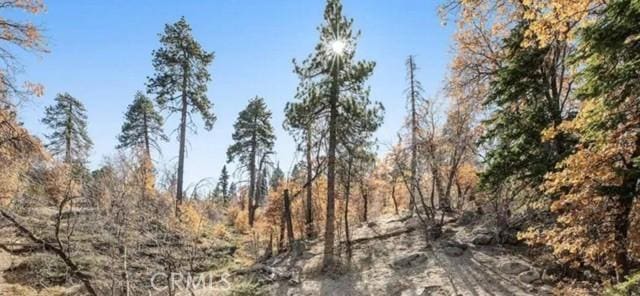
[385,280,410,294]
[418,285,449,296]
[457,210,476,226]
[541,269,558,284]
[518,270,540,284]
[443,246,465,257]
[499,261,530,275]
[442,239,468,250]
[471,233,494,245]
[390,252,428,269]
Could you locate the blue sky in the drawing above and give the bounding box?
[16,0,454,188]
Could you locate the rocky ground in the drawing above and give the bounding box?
[260,213,554,296]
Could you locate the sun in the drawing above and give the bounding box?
[329,39,346,55]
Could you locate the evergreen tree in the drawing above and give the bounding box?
[270,164,284,189]
[117,91,167,158]
[227,96,275,227]
[228,182,237,204]
[42,93,93,165]
[531,0,640,277]
[147,17,216,212]
[479,23,574,192]
[285,80,322,239]
[216,165,230,204]
[291,0,382,268]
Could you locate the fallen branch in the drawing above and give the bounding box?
[0,209,98,296]
[340,225,417,246]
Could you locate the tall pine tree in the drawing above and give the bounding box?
[117,91,167,159]
[227,96,275,227]
[147,17,216,212]
[42,93,93,165]
[292,0,382,268]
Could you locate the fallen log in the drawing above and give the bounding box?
[340,225,417,246]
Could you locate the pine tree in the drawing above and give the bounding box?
[117,91,167,158]
[270,164,284,189]
[147,17,216,212]
[525,0,640,278]
[227,96,275,227]
[285,81,322,239]
[479,23,574,192]
[216,165,230,204]
[292,0,382,268]
[42,93,93,165]
[228,182,237,204]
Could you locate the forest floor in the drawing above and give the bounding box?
[259,213,555,296]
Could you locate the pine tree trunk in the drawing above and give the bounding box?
[65,102,72,164]
[176,85,188,215]
[362,191,368,222]
[323,62,339,269]
[278,208,285,252]
[284,189,295,249]
[142,111,151,200]
[391,182,399,215]
[143,111,151,161]
[344,158,352,259]
[248,130,257,227]
[305,129,316,239]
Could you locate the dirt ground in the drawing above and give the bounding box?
[263,214,554,296]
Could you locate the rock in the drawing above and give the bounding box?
[301,256,323,275]
[541,269,557,284]
[385,280,410,294]
[471,233,493,245]
[443,246,465,257]
[367,221,377,228]
[390,252,428,269]
[442,240,468,250]
[499,261,530,275]
[457,210,476,226]
[418,285,449,296]
[518,270,540,284]
[288,272,301,286]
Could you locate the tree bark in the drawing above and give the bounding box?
[176,65,189,214]
[360,180,368,222]
[248,127,257,227]
[323,59,339,269]
[305,128,316,239]
[283,189,295,249]
[343,158,353,259]
[391,181,399,215]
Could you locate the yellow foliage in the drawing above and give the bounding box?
[137,152,156,199]
[212,223,229,239]
[175,202,206,236]
[228,205,249,234]
[0,108,45,205]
